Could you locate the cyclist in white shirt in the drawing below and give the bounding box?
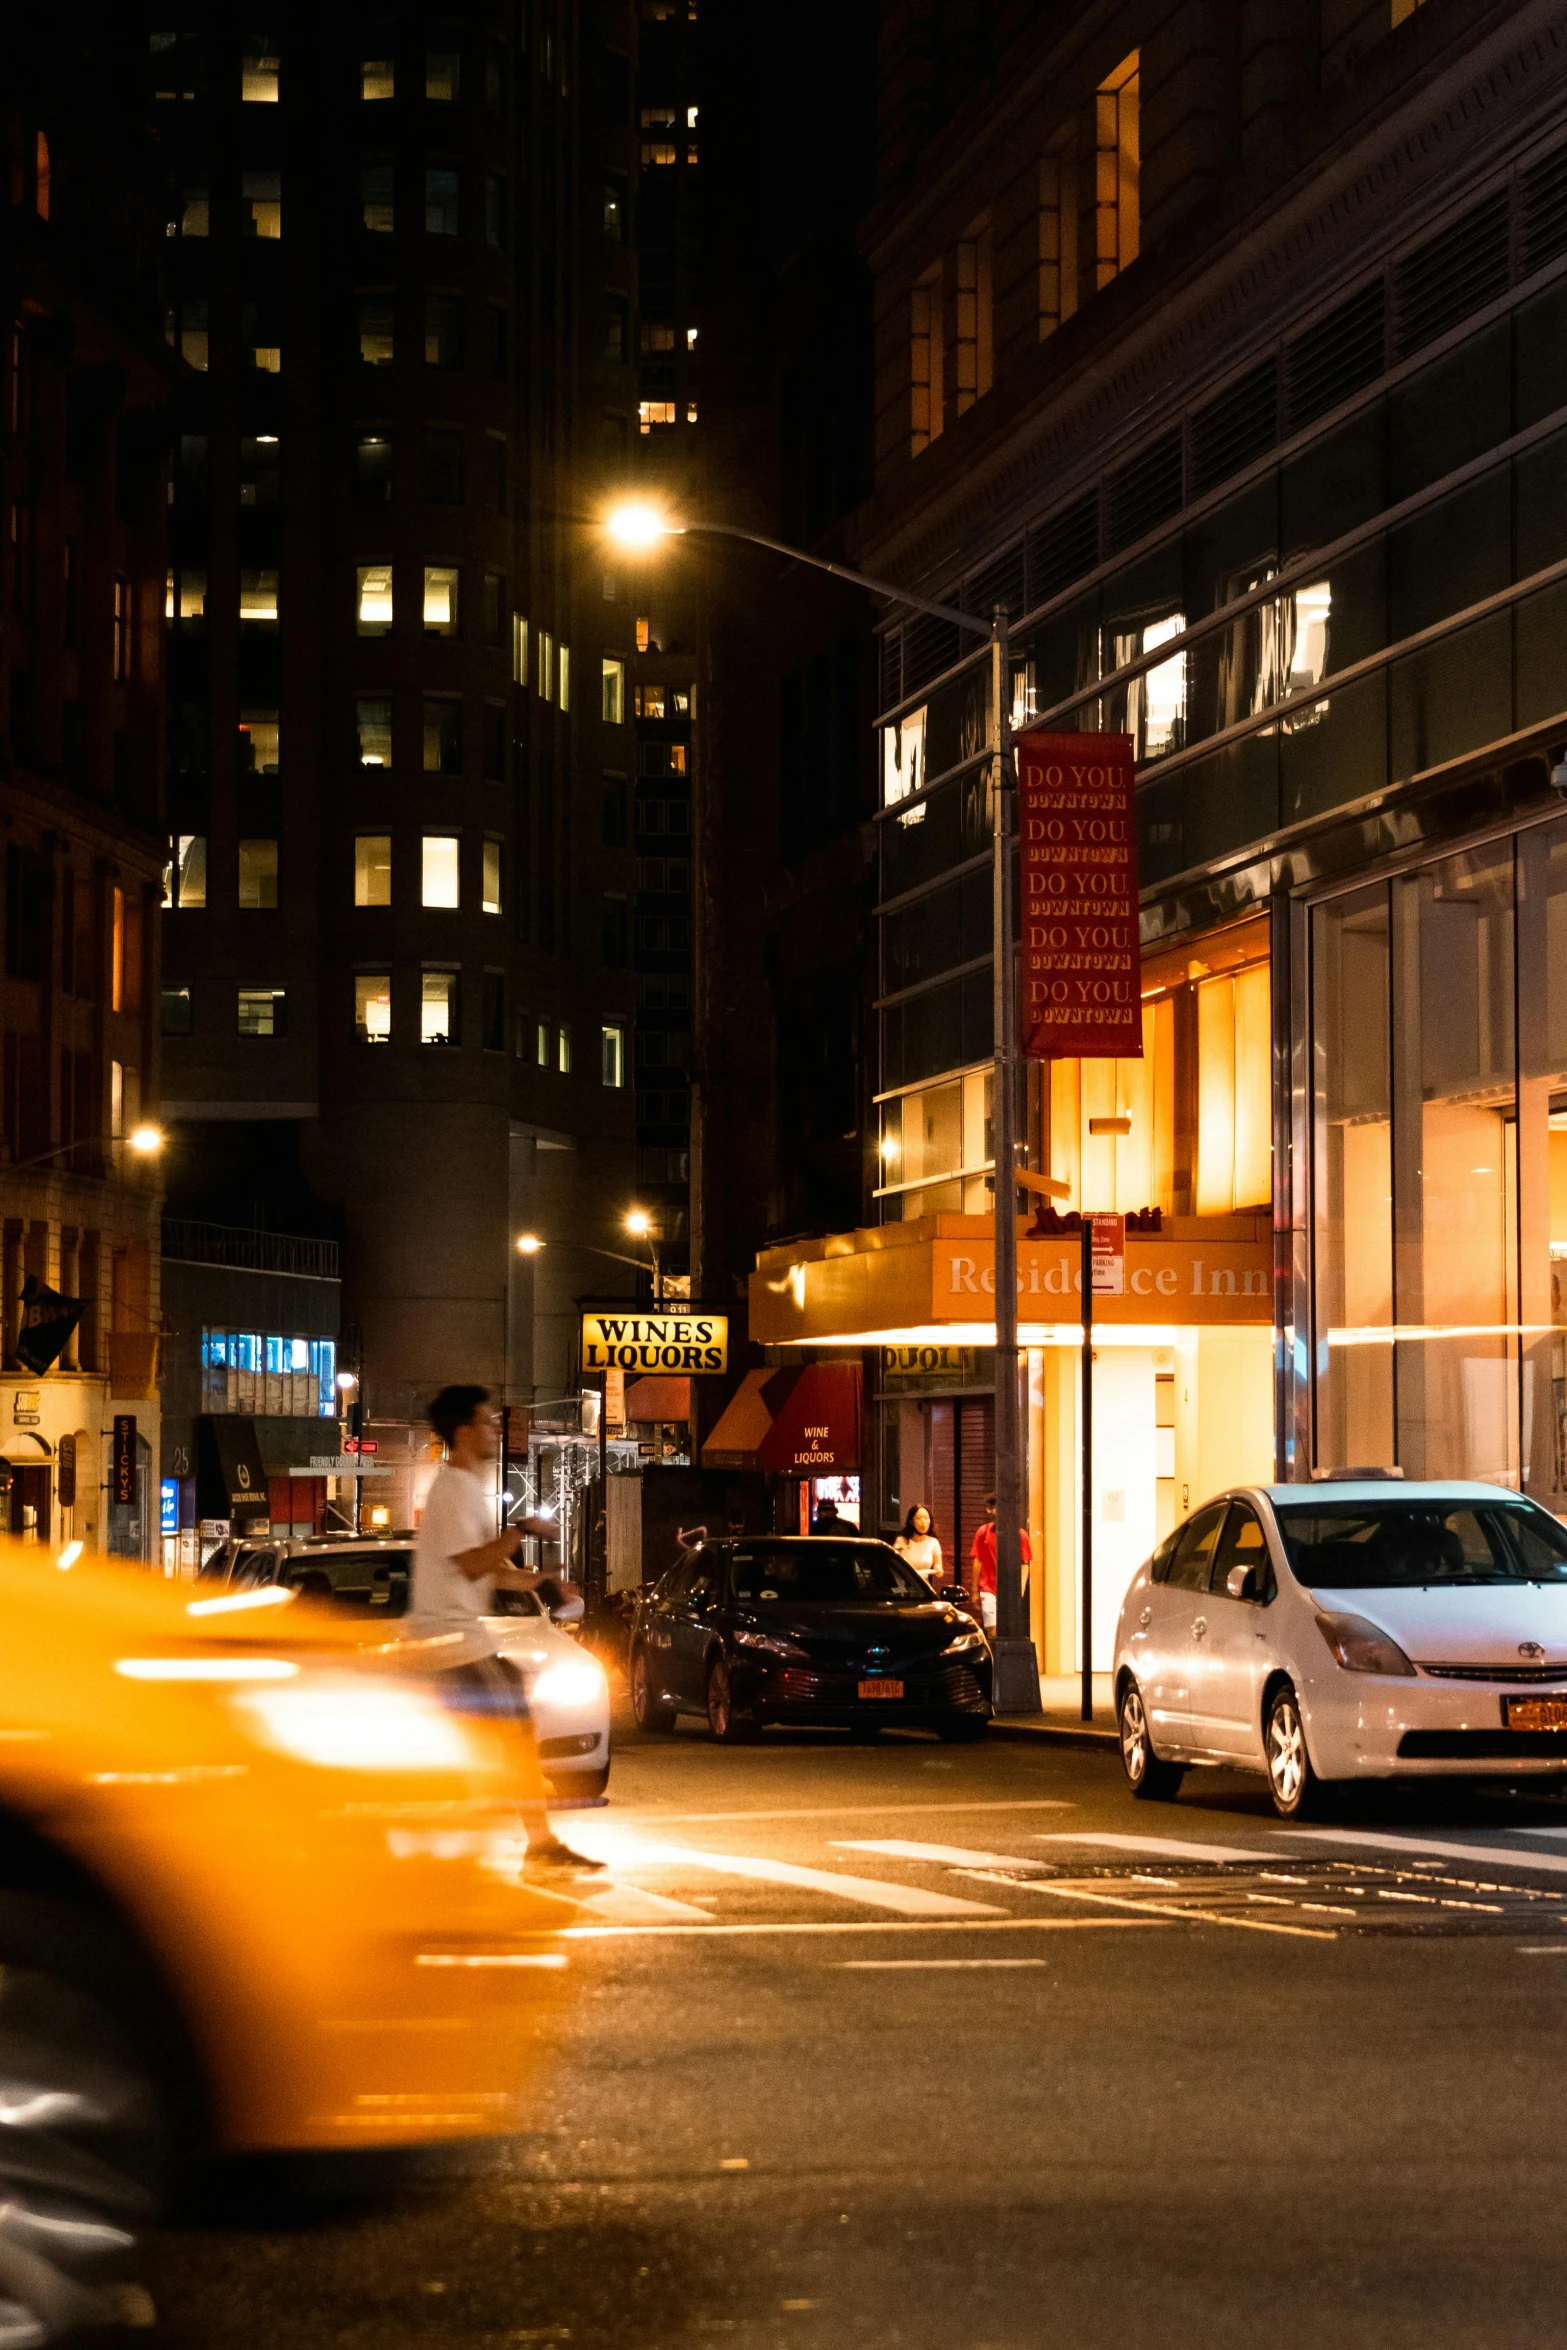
[414,1384,603,1873]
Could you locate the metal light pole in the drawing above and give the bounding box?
[603,505,1041,1714]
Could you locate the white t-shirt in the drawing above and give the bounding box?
[410,1464,498,1629]
[895,1532,944,1583]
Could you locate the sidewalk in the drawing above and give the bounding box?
[989,1671,1118,1746]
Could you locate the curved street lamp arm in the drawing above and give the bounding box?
[675,523,987,638]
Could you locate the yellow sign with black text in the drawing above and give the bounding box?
[580,1308,729,1375]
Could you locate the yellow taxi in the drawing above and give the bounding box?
[0,1536,574,2340]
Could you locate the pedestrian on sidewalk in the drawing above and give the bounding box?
[969,1493,1031,1637]
[410,1383,604,1874]
[894,1503,944,1589]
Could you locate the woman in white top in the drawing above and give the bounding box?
[894,1503,944,1588]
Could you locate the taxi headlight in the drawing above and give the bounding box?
[1314,1610,1417,1677]
[529,1658,609,1711]
[232,1676,478,1770]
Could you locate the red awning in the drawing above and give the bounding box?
[701,1363,862,1473]
[622,1374,692,1424]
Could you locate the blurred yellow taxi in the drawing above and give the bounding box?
[0,1535,574,2340]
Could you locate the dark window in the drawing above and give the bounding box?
[483,49,504,110]
[161,985,193,1036]
[424,293,463,369]
[423,426,464,504]
[1166,1503,1228,1593]
[728,1544,930,1603]
[483,572,505,645]
[602,894,628,965]
[361,162,393,234]
[357,293,394,366]
[602,49,630,123]
[482,703,505,779]
[1271,1501,1567,1588]
[602,777,627,845]
[483,433,506,512]
[604,294,628,363]
[423,695,463,775]
[425,166,460,237]
[604,172,628,240]
[355,430,393,502]
[484,172,507,248]
[482,969,505,1051]
[483,305,507,380]
[1212,1505,1273,1601]
[356,696,393,768]
[3,846,48,979]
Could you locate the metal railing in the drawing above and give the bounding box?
[160,1219,341,1281]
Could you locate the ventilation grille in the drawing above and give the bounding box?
[964,542,1026,622]
[1521,144,1567,277]
[1105,433,1182,555]
[1393,191,1511,359]
[1027,494,1100,606]
[1189,360,1279,497]
[902,612,963,693]
[1284,282,1386,433]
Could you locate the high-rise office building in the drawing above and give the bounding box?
[144,5,642,1516]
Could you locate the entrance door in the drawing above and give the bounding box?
[1188,1502,1275,1759]
[7,1466,50,1544]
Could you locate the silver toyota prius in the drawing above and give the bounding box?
[1113,1479,1567,1818]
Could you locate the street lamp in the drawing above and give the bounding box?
[624,1207,662,1302]
[606,501,1039,1716]
[5,1123,166,1174]
[515,1233,544,1254]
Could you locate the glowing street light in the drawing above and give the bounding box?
[128,1123,166,1155]
[515,1233,544,1254]
[604,501,673,550]
[624,1208,652,1237]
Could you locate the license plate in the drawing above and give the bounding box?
[858,1678,904,1700]
[1504,1695,1567,1731]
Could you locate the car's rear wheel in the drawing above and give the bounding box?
[1265,1683,1330,1819]
[1119,1680,1184,1801]
[935,1716,987,1744]
[0,1892,183,2344]
[706,1657,757,1745]
[629,1644,676,1733]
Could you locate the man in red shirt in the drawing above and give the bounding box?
[969,1492,1032,1635]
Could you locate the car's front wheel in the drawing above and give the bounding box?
[1119,1680,1184,1801]
[629,1644,676,1733]
[706,1657,757,1744]
[0,1892,182,2344]
[1265,1682,1330,1819]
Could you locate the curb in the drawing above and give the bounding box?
[988,1717,1118,1750]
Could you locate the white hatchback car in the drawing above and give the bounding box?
[1113,1480,1567,1818]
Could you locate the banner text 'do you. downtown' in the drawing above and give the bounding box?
[1016,730,1141,1063]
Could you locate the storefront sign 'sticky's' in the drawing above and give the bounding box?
[1015,729,1142,1060]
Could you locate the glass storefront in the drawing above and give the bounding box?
[1308,813,1567,1505]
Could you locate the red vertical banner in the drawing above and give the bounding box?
[1016,730,1142,1060]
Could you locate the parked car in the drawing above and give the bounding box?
[627,1534,992,1742]
[200,1535,611,1798]
[0,1532,571,2340]
[1114,1478,1567,1817]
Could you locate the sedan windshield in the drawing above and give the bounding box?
[729,1544,931,1605]
[1271,1500,1567,1587]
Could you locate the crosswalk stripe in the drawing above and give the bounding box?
[608,1841,1003,1918]
[1274,1828,1567,1875]
[1035,1832,1276,1865]
[836,1839,1051,1872]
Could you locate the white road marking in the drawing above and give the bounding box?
[558,1915,1168,1940]
[1274,1829,1567,1875]
[835,1958,1049,1970]
[1016,1878,1338,1940]
[1035,1832,1276,1864]
[576,1884,718,1924]
[593,1841,1004,1917]
[600,1800,1079,1827]
[1518,1944,1567,1954]
[835,1839,1052,1872]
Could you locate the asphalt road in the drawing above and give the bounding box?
[144,1716,1567,2349]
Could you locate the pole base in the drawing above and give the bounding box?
[990,1638,1044,1716]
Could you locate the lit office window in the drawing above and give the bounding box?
[535,1019,550,1068]
[1196,964,1271,1214]
[237,840,279,909]
[354,835,391,906]
[202,1331,337,1418]
[537,629,554,700]
[558,645,570,711]
[361,163,393,233]
[421,970,458,1045]
[357,564,393,634]
[512,612,528,684]
[355,972,391,1043]
[243,170,281,237]
[239,568,278,625]
[602,1024,625,1087]
[482,839,502,915]
[356,696,392,766]
[358,295,394,365]
[361,57,394,100]
[237,987,286,1037]
[421,835,460,908]
[241,41,279,101]
[164,835,207,909]
[423,565,459,633]
[557,1024,572,1075]
[602,657,626,724]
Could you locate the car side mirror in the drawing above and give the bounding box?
[1226,1563,1259,1601]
